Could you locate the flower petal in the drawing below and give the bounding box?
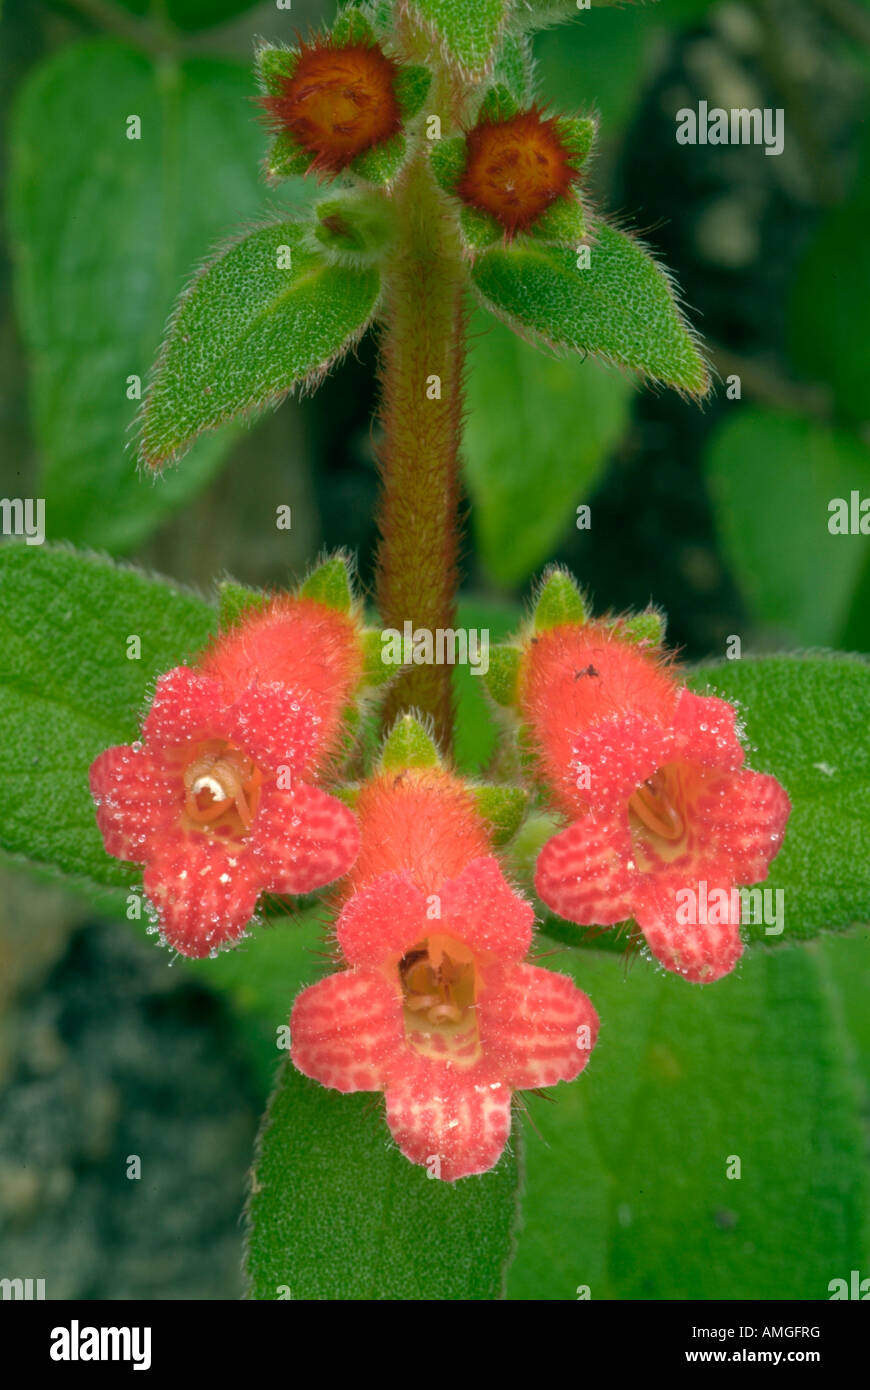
[672,689,745,771]
[143,833,261,957]
[335,872,426,966]
[384,1055,512,1181]
[258,783,360,895]
[535,817,636,925]
[438,856,533,962]
[142,667,224,747]
[291,969,403,1093]
[89,744,177,861]
[691,768,791,884]
[478,963,599,1090]
[635,869,742,983]
[225,682,322,774]
[569,712,672,813]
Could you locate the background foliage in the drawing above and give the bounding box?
[1,0,868,1300]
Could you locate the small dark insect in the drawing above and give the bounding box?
[573,664,599,679]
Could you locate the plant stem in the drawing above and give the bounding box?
[375,129,466,750]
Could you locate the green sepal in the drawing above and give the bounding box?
[350,132,407,185]
[461,205,502,252]
[556,115,597,167]
[483,643,522,708]
[509,809,564,887]
[298,554,355,613]
[266,132,312,181]
[429,135,468,194]
[492,31,534,105]
[332,5,377,44]
[255,43,299,98]
[615,607,667,649]
[476,83,519,123]
[472,784,528,845]
[332,783,361,810]
[379,713,443,772]
[532,566,587,631]
[217,579,269,631]
[395,64,432,120]
[527,195,585,246]
[314,191,395,259]
[360,627,395,687]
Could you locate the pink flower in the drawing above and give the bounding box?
[89,667,359,957]
[291,854,599,1180]
[522,625,791,982]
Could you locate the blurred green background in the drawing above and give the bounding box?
[1,0,868,1299]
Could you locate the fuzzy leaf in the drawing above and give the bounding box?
[615,607,666,648]
[140,222,380,469]
[217,579,268,630]
[245,1059,520,1299]
[687,655,870,944]
[0,545,215,899]
[410,0,509,74]
[471,223,710,397]
[380,712,442,771]
[7,41,292,551]
[532,567,587,630]
[298,554,354,612]
[482,644,523,709]
[508,939,870,1298]
[464,312,630,584]
[472,784,528,844]
[706,408,870,647]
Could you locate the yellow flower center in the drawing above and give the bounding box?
[182,741,262,838]
[398,934,481,1065]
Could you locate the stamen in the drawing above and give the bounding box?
[629,771,684,842]
[183,745,261,833]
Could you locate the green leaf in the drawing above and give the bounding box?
[298,553,354,612]
[7,40,296,552]
[360,628,395,687]
[0,545,215,899]
[517,0,628,29]
[492,29,534,105]
[429,135,469,194]
[706,408,870,647]
[687,655,870,944]
[453,598,522,773]
[217,579,268,631]
[465,312,631,584]
[789,197,870,426]
[532,566,587,630]
[140,221,380,469]
[314,191,395,259]
[482,643,523,709]
[349,132,407,185]
[507,939,870,1298]
[380,712,442,771]
[331,4,377,44]
[472,784,528,844]
[410,0,509,74]
[615,606,666,648]
[245,1058,521,1299]
[471,223,710,397]
[117,0,259,31]
[394,64,433,120]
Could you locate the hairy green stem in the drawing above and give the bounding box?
[375,139,467,750]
